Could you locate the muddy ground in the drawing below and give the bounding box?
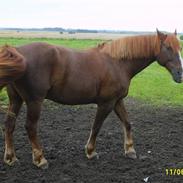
[0,98,183,183]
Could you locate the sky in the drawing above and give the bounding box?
[0,0,183,32]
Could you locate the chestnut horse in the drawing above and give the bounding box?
[0,30,182,169]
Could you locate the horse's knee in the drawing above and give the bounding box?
[5,120,15,133]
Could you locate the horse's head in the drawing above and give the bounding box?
[156,29,183,83]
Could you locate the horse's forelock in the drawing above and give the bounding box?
[164,34,181,52]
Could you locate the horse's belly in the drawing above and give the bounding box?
[46,87,98,105]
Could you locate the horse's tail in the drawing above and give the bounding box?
[0,45,26,88]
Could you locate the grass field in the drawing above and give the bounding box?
[0,37,102,49]
[0,37,183,106]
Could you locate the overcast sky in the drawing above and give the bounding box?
[1,0,183,32]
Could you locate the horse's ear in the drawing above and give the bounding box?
[156,28,167,42]
[174,29,177,35]
[98,42,106,49]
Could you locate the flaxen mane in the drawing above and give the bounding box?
[99,34,180,60]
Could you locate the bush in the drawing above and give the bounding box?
[180,35,183,40]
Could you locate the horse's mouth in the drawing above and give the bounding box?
[174,77,182,83]
[171,68,183,83]
[172,74,183,83]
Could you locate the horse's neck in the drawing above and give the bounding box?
[120,57,156,79]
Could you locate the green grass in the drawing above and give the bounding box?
[0,37,183,107]
[0,37,101,49]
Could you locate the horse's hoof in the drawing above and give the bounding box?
[87,151,99,159]
[33,158,49,169]
[4,156,18,166]
[86,151,99,160]
[125,151,137,159]
[85,145,99,159]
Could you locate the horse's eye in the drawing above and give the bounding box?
[166,46,172,51]
[180,47,183,51]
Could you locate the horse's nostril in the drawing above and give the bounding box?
[177,70,182,75]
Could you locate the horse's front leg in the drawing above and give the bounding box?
[85,101,115,159]
[4,95,23,166]
[114,99,137,159]
[25,100,48,169]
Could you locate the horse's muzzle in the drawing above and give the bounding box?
[171,68,183,83]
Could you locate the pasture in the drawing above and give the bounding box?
[0,35,183,183]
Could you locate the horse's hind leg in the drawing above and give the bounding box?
[85,101,115,159]
[25,100,48,169]
[114,99,137,159]
[4,86,23,166]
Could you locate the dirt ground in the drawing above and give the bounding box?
[0,98,183,183]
